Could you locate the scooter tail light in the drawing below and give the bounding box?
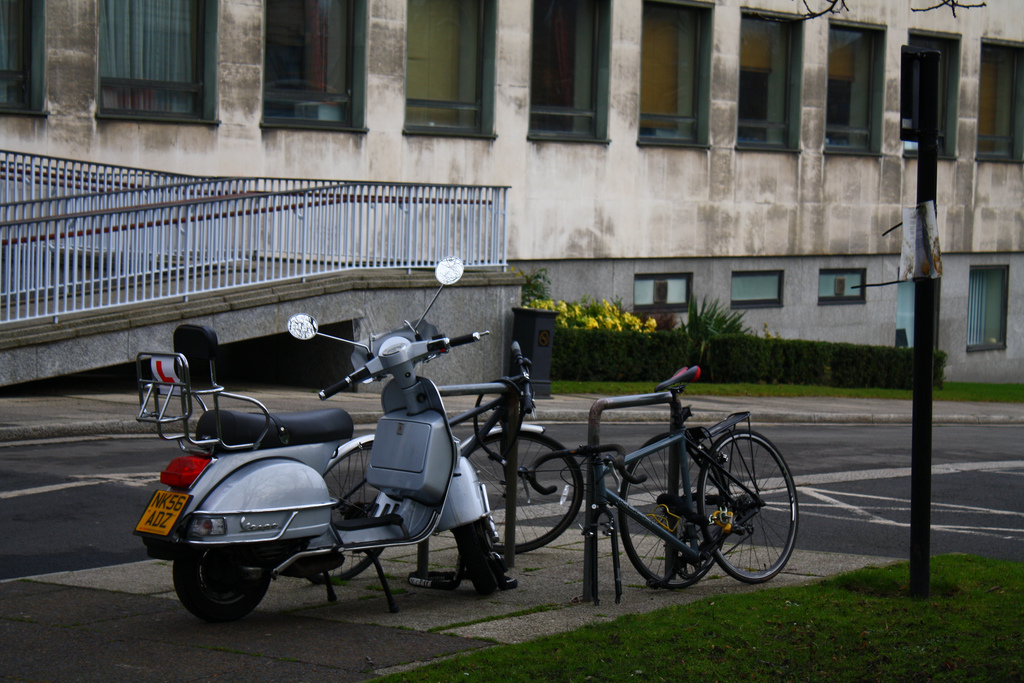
[160,455,212,488]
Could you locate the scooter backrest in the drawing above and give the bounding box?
[174,325,219,361]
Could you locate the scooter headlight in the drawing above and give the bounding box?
[188,516,227,538]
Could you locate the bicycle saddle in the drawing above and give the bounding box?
[656,366,701,392]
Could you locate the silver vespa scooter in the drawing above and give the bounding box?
[134,258,515,622]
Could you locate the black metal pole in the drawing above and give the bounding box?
[910,50,940,599]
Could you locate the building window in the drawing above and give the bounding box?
[264,0,364,129]
[978,43,1023,160]
[406,0,493,135]
[967,266,1008,350]
[826,26,881,152]
[818,269,865,304]
[731,270,783,308]
[529,0,609,140]
[737,14,800,149]
[99,0,213,119]
[0,0,29,110]
[904,34,958,157]
[638,1,710,145]
[634,273,691,310]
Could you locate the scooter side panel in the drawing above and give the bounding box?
[189,459,333,543]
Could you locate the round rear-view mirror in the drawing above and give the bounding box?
[434,256,465,286]
[287,314,319,340]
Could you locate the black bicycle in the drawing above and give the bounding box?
[528,366,799,603]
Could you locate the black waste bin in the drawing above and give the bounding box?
[512,307,557,398]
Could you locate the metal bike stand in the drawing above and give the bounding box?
[582,391,673,604]
[436,382,519,570]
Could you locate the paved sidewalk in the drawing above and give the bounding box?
[2,533,896,682]
[1,378,1022,442]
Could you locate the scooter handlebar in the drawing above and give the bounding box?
[448,330,490,347]
[319,366,371,400]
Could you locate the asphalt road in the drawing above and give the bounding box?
[1,423,1022,580]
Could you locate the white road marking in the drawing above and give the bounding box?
[797,460,1024,542]
[0,473,159,499]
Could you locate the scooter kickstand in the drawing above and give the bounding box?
[321,571,337,602]
[371,554,400,613]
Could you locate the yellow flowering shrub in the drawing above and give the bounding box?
[527,296,656,333]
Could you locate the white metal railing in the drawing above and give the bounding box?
[1,180,508,323]
[0,177,331,224]
[0,150,189,202]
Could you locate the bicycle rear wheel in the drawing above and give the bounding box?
[697,430,798,583]
[474,431,583,553]
[618,433,716,589]
[322,441,382,581]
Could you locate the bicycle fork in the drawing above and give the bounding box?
[582,501,623,605]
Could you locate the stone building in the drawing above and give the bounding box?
[2,0,1021,381]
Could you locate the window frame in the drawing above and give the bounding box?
[97,0,218,122]
[824,23,884,154]
[731,270,784,308]
[904,32,960,159]
[633,272,693,311]
[404,0,496,138]
[262,0,367,132]
[817,268,866,305]
[0,0,44,113]
[527,0,611,142]
[637,0,712,147]
[736,12,803,152]
[967,265,1009,352]
[977,41,1024,162]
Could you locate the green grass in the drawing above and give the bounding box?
[552,381,1024,403]
[380,555,1023,682]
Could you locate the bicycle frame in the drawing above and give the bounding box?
[581,391,756,604]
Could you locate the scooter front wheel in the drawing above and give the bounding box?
[173,550,271,622]
[452,520,499,595]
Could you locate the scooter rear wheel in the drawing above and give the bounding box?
[173,550,271,622]
[452,520,499,595]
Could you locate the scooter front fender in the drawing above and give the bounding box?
[438,456,489,531]
[185,459,333,544]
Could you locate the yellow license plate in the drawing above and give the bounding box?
[135,490,191,536]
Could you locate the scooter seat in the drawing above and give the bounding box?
[196,408,354,451]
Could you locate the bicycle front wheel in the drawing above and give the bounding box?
[697,430,798,583]
[475,431,583,553]
[618,433,716,589]
[322,440,382,581]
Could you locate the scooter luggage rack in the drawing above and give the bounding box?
[135,351,272,452]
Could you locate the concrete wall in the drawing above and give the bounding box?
[7,0,1020,262]
[1,0,1021,381]
[519,251,1024,384]
[0,272,521,388]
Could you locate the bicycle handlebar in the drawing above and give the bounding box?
[509,341,535,414]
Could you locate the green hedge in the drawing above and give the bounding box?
[550,329,693,382]
[549,329,946,389]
